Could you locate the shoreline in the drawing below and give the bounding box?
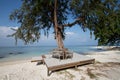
[0,50,120,66]
[0,50,120,80]
[0,59,30,66]
[0,45,119,63]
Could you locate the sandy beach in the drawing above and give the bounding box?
[0,50,120,80]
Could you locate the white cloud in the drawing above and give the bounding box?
[66,32,75,35]
[0,26,56,46]
[0,26,18,37]
[0,26,97,46]
[64,31,97,45]
[40,34,54,40]
[0,26,20,46]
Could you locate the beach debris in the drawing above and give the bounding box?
[9,52,24,55]
[9,53,13,54]
[81,76,86,80]
[0,56,5,59]
[17,52,24,54]
[87,68,97,79]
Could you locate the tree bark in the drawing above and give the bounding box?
[54,0,64,49]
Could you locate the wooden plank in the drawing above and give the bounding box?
[48,59,95,71]
[31,56,43,62]
[44,53,95,76]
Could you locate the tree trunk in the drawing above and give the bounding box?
[54,0,64,49]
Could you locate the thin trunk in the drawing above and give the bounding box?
[54,0,64,49]
[58,29,64,49]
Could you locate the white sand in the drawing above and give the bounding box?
[87,50,120,63]
[0,50,120,80]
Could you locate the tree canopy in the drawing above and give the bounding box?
[10,0,120,46]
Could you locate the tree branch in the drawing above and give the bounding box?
[59,17,83,29]
[64,18,81,27]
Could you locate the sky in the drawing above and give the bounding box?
[0,0,98,47]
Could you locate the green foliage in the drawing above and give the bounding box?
[70,0,120,45]
[10,0,120,45]
[10,0,69,44]
[93,0,120,46]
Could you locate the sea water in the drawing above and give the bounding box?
[0,46,101,62]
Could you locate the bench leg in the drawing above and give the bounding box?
[75,65,77,69]
[92,59,95,64]
[47,69,49,76]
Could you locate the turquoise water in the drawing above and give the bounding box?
[0,46,100,62]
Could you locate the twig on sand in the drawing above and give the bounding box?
[87,68,97,79]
